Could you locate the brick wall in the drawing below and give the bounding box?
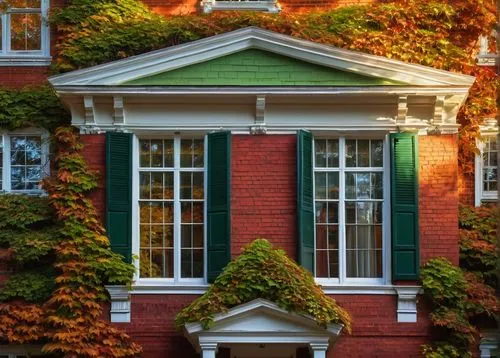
[0,67,50,88]
[459,171,475,206]
[418,134,459,265]
[231,134,297,259]
[80,134,107,222]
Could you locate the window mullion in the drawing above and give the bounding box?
[338,137,346,284]
[173,136,181,282]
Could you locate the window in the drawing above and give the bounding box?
[201,0,280,13]
[0,0,50,64]
[0,131,48,192]
[314,138,386,284]
[138,136,205,282]
[475,135,498,205]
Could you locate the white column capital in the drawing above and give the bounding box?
[200,343,218,358]
[394,286,421,323]
[310,343,329,358]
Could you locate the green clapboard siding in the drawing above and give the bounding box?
[207,131,231,283]
[390,133,419,281]
[124,49,403,86]
[297,130,315,273]
[106,132,133,263]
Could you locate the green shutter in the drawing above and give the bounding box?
[297,130,315,273]
[390,133,419,281]
[106,132,133,263]
[207,132,231,283]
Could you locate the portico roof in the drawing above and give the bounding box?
[184,298,342,354]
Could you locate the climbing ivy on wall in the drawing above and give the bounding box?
[0,0,497,356]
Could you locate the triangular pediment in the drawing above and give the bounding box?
[49,27,475,88]
[123,49,401,86]
[185,299,342,336]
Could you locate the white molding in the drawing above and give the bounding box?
[83,96,96,125]
[105,285,131,323]
[49,27,475,87]
[394,286,421,323]
[202,0,280,13]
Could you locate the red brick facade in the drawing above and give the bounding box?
[418,134,459,265]
[231,135,297,259]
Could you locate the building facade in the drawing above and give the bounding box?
[0,1,497,357]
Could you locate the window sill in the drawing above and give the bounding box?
[131,282,209,294]
[0,56,52,67]
[202,1,281,13]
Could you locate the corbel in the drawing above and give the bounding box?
[83,96,96,125]
[397,95,408,125]
[113,96,125,125]
[394,286,421,323]
[250,95,267,135]
[105,285,131,323]
[432,95,446,126]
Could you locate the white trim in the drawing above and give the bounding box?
[475,132,498,206]
[202,0,280,13]
[105,285,131,323]
[0,128,50,195]
[0,0,51,65]
[132,135,207,285]
[49,27,475,87]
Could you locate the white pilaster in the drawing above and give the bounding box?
[200,343,218,358]
[310,343,329,358]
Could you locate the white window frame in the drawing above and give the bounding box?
[0,0,51,66]
[313,135,391,287]
[475,133,498,206]
[201,0,280,13]
[132,134,207,287]
[0,128,50,194]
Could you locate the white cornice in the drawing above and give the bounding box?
[49,27,475,88]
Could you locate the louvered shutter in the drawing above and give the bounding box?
[297,130,315,273]
[390,133,419,281]
[207,132,231,283]
[106,132,133,263]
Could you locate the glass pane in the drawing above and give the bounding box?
[315,172,326,199]
[139,249,151,278]
[316,225,327,250]
[316,250,328,277]
[139,173,150,199]
[193,172,204,199]
[345,139,356,167]
[11,166,24,190]
[180,172,191,199]
[193,139,204,167]
[181,225,191,248]
[181,139,193,167]
[164,139,174,167]
[357,140,370,167]
[371,140,383,167]
[372,172,383,199]
[328,250,339,277]
[10,13,42,51]
[193,225,203,247]
[181,249,192,277]
[327,172,339,199]
[151,249,164,277]
[192,249,203,277]
[328,225,338,249]
[139,140,150,167]
[164,202,174,223]
[315,202,327,223]
[139,202,149,223]
[193,202,204,223]
[315,139,327,168]
[150,172,163,199]
[327,202,338,223]
[327,139,339,167]
[181,202,192,223]
[490,152,498,167]
[150,202,162,223]
[150,140,163,167]
[150,225,162,247]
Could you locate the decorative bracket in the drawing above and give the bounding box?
[83,96,96,125]
[250,95,267,134]
[432,95,446,126]
[113,96,125,125]
[397,95,408,124]
[394,286,421,323]
[105,285,131,323]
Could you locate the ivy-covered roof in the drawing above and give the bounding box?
[175,239,352,332]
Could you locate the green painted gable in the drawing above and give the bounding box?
[123,49,403,86]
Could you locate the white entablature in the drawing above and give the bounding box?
[48,27,476,135]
